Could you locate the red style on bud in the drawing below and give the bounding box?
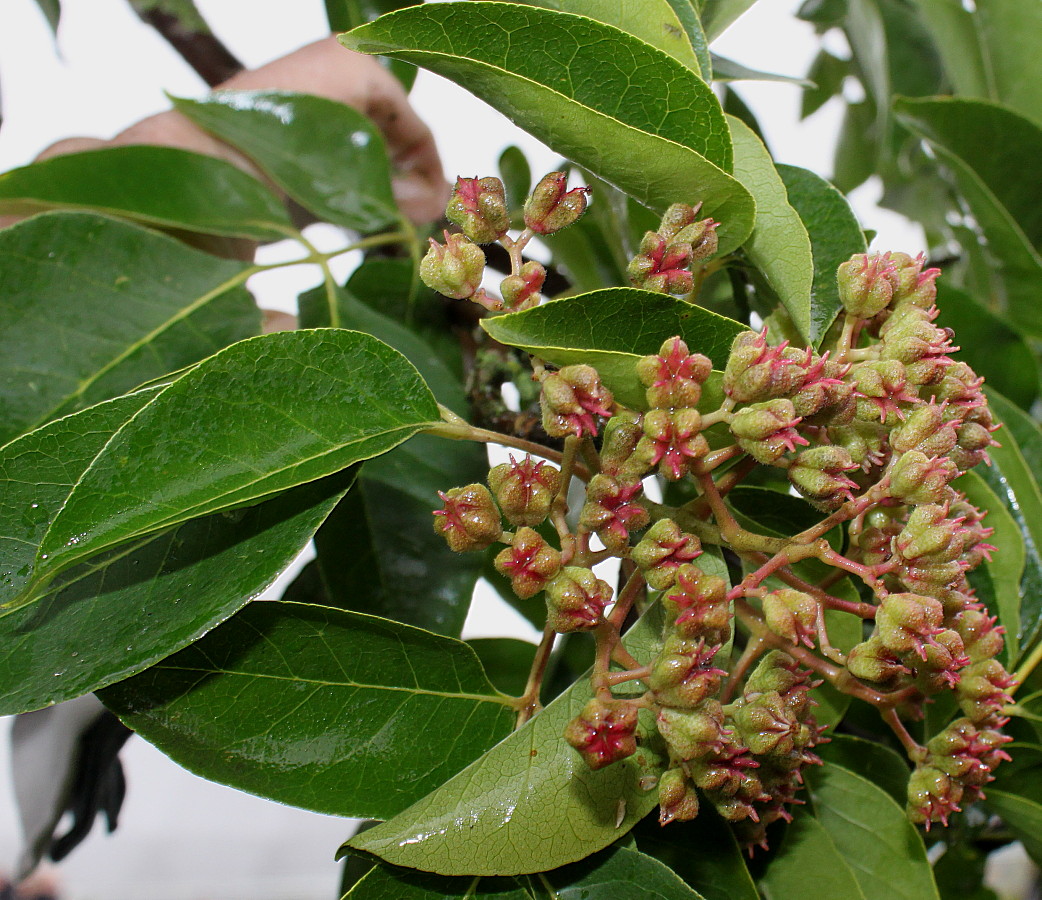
[846,635,911,686]
[837,252,896,318]
[649,636,727,709]
[432,484,502,552]
[631,519,702,590]
[445,176,510,244]
[545,566,613,632]
[907,765,962,829]
[487,455,561,527]
[724,330,805,403]
[657,700,730,759]
[891,403,959,458]
[419,231,488,302]
[729,399,809,465]
[636,337,712,410]
[876,592,946,660]
[493,527,562,599]
[524,172,589,234]
[579,474,649,553]
[540,365,614,438]
[787,445,860,510]
[665,563,731,645]
[564,698,638,769]
[636,408,709,480]
[500,260,546,310]
[889,450,959,505]
[658,767,700,825]
[628,231,694,295]
[762,589,819,648]
[851,359,917,424]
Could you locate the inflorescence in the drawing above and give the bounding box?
[425,173,1013,850]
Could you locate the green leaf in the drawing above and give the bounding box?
[0,212,260,445]
[101,600,514,818]
[516,0,702,74]
[934,284,1039,410]
[297,283,486,636]
[979,389,1042,658]
[814,735,910,807]
[801,50,850,119]
[906,0,988,99]
[759,812,866,900]
[1,469,354,716]
[481,288,746,409]
[32,0,61,33]
[467,638,537,697]
[345,604,670,875]
[324,0,419,30]
[345,844,707,899]
[806,762,940,900]
[340,3,756,255]
[975,389,1042,658]
[973,0,1042,128]
[0,147,292,240]
[173,90,398,233]
[700,0,759,41]
[957,470,1023,664]
[728,117,813,342]
[711,55,814,87]
[662,0,712,79]
[498,145,532,210]
[633,806,759,900]
[776,165,866,345]
[895,97,1042,337]
[29,329,441,594]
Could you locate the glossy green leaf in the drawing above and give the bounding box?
[482,288,746,409]
[985,744,1042,866]
[298,283,486,636]
[700,0,759,41]
[934,284,1039,410]
[498,145,532,210]
[0,147,292,239]
[806,762,940,900]
[340,3,756,255]
[102,600,514,817]
[662,0,711,79]
[173,90,398,232]
[346,844,706,899]
[896,97,1042,337]
[0,388,159,605]
[0,211,260,445]
[975,391,1042,658]
[517,0,702,74]
[814,735,910,807]
[759,812,866,900]
[958,470,1023,664]
[345,604,670,875]
[466,638,537,698]
[324,0,419,29]
[1,469,354,716]
[776,165,866,345]
[29,330,441,595]
[711,56,814,87]
[729,117,813,342]
[632,807,759,900]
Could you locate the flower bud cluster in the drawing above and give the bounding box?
[627,203,719,295]
[421,172,590,312]
[431,243,1014,843]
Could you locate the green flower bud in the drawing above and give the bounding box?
[889,450,958,505]
[730,399,808,464]
[876,592,944,659]
[419,231,486,300]
[787,445,859,510]
[656,700,728,759]
[500,260,546,310]
[635,407,708,480]
[487,455,561,527]
[432,483,502,552]
[564,697,638,769]
[545,566,613,631]
[524,172,589,234]
[658,766,700,825]
[762,589,818,648]
[631,519,702,590]
[445,176,510,243]
[540,365,614,439]
[493,527,562,599]
[837,252,896,318]
[579,474,648,554]
[846,635,910,686]
[649,636,726,709]
[906,765,962,828]
[891,404,958,457]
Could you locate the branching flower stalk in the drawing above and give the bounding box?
[425,174,1015,850]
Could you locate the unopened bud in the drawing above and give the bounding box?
[564,698,638,769]
[635,407,708,480]
[493,527,562,599]
[837,252,896,318]
[487,455,560,527]
[446,176,510,243]
[579,474,648,553]
[545,566,613,631]
[730,399,808,464]
[524,172,589,234]
[631,519,702,590]
[540,365,614,438]
[658,766,700,825]
[889,450,958,505]
[656,700,729,759]
[432,483,502,552]
[787,445,859,510]
[419,231,486,300]
[649,636,726,709]
[500,260,546,310]
[762,589,818,648]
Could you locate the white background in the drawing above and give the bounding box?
[0,1,930,898]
